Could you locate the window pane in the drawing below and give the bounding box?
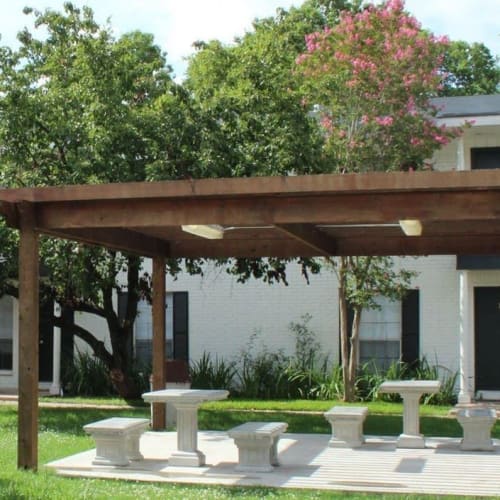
[134,294,185,361]
[359,297,401,341]
[360,340,400,371]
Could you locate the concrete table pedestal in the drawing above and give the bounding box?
[142,389,229,467]
[379,380,441,449]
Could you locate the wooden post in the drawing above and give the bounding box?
[17,204,39,470]
[151,255,166,429]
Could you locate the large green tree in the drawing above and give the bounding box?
[0,3,199,398]
[440,40,499,96]
[174,0,367,284]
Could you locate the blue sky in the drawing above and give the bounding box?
[1,0,499,80]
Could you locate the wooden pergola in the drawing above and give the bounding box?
[1,169,500,470]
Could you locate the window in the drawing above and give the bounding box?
[134,292,188,365]
[0,296,13,371]
[359,297,401,371]
[343,291,420,371]
[471,147,500,170]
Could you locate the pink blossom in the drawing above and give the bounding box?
[432,134,449,145]
[375,116,394,126]
[320,115,333,131]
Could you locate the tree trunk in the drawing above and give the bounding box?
[106,255,142,400]
[347,306,362,401]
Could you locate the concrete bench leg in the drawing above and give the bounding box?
[84,417,150,466]
[269,435,281,466]
[126,430,145,461]
[457,408,497,451]
[93,435,130,466]
[324,407,368,448]
[233,435,280,472]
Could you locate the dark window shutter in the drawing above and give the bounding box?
[401,289,420,366]
[117,291,133,360]
[61,306,74,368]
[173,292,188,361]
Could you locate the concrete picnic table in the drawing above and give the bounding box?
[142,388,229,466]
[378,380,441,448]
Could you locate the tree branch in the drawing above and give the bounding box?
[53,316,113,367]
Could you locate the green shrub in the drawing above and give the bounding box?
[310,363,344,400]
[234,331,291,399]
[372,357,458,405]
[189,351,237,391]
[414,357,458,405]
[62,350,115,396]
[62,350,151,397]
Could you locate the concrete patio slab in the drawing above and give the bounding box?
[46,431,500,497]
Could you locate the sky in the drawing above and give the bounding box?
[0,0,499,80]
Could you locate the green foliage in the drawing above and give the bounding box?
[334,257,417,311]
[190,311,457,405]
[284,314,333,399]
[0,3,202,397]
[414,357,458,406]
[440,40,500,96]
[62,351,116,397]
[189,351,237,390]
[62,350,150,398]
[185,2,331,179]
[359,357,458,406]
[235,331,291,399]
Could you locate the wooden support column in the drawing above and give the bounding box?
[17,204,39,470]
[151,255,166,429]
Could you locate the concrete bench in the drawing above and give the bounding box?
[228,421,288,472]
[84,417,150,466]
[456,408,497,451]
[324,406,368,448]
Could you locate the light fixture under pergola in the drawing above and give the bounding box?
[181,224,225,239]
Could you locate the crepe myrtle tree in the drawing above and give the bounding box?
[296,0,464,400]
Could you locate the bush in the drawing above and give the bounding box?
[234,331,291,399]
[62,350,152,397]
[62,350,115,396]
[282,314,337,399]
[372,357,458,405]
[189,351,237,391]
[188,315,457,406]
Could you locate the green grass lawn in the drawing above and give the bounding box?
[0,398,496,499]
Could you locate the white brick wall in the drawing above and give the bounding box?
[161,262,340,365]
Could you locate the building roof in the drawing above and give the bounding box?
[432,94,500,118]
